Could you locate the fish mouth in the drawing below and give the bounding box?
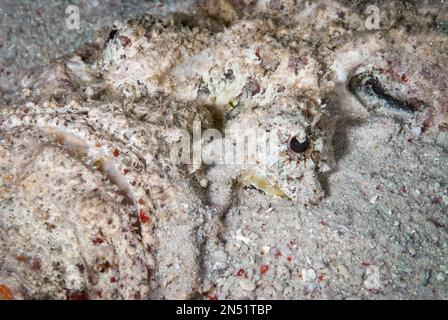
[347,70,424,113]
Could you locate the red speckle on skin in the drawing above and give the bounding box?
[361,261,371,267]
[206,294,218,300]
[376,184,382,191]
[139,210,150,223]
[113,149,119,157]
[110,277,117,283]
[123,168,129,174]
[95,143,101,148]
[138,199,145,205]
[236,268,248,278]
[401,185,408,193]
[407,137,413,144]
[401,73,408,82]
[286,256,292,262]
[92,237,104,245]
[319,220,328,227]
[318,274,325,282]
[260,265,269,275]
[275,249,282,257]
[120,36,132,47]
[288,239,297,249]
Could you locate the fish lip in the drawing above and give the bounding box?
[347,70,419,113]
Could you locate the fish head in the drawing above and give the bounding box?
[239,96,331,205]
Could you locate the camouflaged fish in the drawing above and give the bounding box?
[0,89,218,299]
[202,95,334,207]
[5,0,446,300]
[0,11,337,299]
[100,14,336,206]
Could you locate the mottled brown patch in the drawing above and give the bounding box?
[0,284,13,300]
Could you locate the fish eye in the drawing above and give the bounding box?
[288,136,309,153]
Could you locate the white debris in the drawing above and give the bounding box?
[411,127,422,136]
[261,246,271,254]
[364,265,381,290]
[235,231,251,245]
[212,250,227,270]
[436,273,446,282]
[239,279,256,291]
[302,268,317,282]
[199,178,208,188]
[369,195,379,204]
